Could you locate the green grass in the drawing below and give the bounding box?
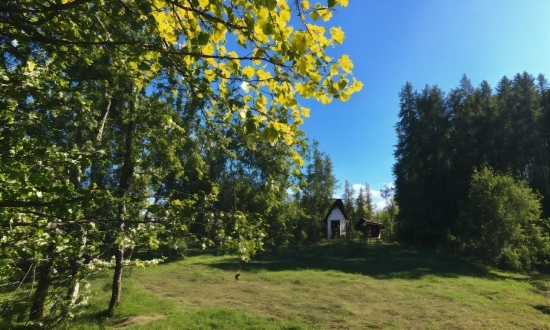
[65,240,550,329]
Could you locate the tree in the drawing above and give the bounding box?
[380,184,397,241]
[300,140,338,239]
[0,0,360,324]
[355,188,365,219]
[393,82,422,244]
[394,82,451,246]
[354,183,373,220]
[364,183,374,218]
[342,180,355,214]
[341,180,356,237]
[536,74,550,217]
[460,167,549,269]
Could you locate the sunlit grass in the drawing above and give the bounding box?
[71,240,550,329]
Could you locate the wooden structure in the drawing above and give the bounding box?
[322,199,349,239]
[355,218,386,239]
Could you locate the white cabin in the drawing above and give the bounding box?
[323,199,349,239]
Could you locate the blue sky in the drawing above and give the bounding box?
[300,0,550,208]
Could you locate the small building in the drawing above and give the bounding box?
[322,199,349,239]
[355,218,386,239]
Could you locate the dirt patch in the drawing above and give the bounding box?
[113,314,164,328]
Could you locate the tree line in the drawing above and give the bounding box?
[393,72,550,269]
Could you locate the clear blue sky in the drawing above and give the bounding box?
[300,0,550,208]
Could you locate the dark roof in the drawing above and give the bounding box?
[322,199,349,222]
[355,218,387,229]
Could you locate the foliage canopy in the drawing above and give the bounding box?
[0,0,360,325]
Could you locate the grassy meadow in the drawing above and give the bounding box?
[64,240,550,329]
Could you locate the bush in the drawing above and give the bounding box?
[459,167,550,269]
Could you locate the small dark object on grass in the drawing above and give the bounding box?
[235,272,241,282]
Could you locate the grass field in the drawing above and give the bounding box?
[66,240,550,329]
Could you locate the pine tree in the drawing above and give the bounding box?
[355,188,367,219]
[393,82,422,244]
[341,180,361,238]
[380,185,397,241]
[364,183,374,219]
[300,140,338,240]
[342,180,356,220]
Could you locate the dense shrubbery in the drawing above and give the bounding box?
[459,167,550,269]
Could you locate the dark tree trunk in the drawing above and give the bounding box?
[108,100,135,313]
[29,253,54,322]
[108,248,124,313]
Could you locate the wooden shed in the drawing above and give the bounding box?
[322,199,349,239]
[355,218,386,239]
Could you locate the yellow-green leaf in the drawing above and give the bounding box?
[27,61,36,72]
[338,54,353,73]
[352,79,364,91]
[310,11,320,21]
[243,66,255,78]
[202,43,214,56]
[319,9,332,21]
[330,26,345,44]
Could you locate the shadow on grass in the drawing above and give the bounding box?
[209,240,505,280]
[533,304,550,315]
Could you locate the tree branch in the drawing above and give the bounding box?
[0,0,92,14]
[0,196,86,208]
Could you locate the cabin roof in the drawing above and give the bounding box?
[355,218,387,229]
[322,199,349,222]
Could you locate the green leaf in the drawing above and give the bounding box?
[197,32,210,45]
[337,79,347,90]
[262,22,274,35]
[266,0,278,10]
[244,13,255,33]
[262,126,279,143]
[310,11,320,21]
[246,118,257,133]
[148,204,162,214]
[138,62,151,70]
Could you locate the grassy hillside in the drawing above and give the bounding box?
[69,240,549,329]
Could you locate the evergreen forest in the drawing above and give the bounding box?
[393,73,550,269]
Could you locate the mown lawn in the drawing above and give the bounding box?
[67,240,549,329]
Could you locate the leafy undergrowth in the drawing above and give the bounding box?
[70,240,550,329]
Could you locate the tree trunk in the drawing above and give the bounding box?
[107,92,135,314]
[29,255,54,322]
[66,232,86,305]
[108,248,124,314]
